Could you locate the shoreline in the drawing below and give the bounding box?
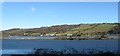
[1,35,119,40]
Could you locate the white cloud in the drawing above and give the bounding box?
[31,7,36,12]
[0,0,4,5]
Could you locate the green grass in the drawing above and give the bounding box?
[85,24,116,32]
[2,23,119,37]
[71,24,93,31]
[63,24,117,36]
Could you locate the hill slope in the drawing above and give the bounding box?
[1,23,120,37]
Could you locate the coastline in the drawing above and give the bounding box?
[1,35,119,40]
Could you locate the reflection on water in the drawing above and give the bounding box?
[1,49,33,54]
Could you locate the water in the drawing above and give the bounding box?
[1,36,119,54]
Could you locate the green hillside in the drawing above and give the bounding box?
[1,23,120,37]
[54,23,118,36]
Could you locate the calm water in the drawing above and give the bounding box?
[1,36,119,54]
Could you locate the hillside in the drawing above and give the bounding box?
[1,23,120,37]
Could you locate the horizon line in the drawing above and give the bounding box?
[1,22,119,31]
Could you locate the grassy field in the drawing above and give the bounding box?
[1,23,119,37]
[60,24,118,36]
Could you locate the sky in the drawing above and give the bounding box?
[2,2,118,30]
[1,0,120,2]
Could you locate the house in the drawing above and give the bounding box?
[67,34,73,36]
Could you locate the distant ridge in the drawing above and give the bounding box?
[1,23,120,37]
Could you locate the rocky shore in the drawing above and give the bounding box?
[1,35,119,40]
